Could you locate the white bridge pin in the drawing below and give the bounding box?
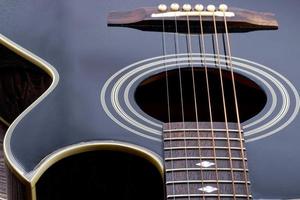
[158,4,167,12]
[207,4,216,12]
[170,3,180,11]
[219,4,228,12]
[194,4,204,12]
[182,4,192,11]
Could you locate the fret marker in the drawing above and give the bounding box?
[196,161,215,168]
[198,186,218,193]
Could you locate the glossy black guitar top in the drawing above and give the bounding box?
[0,0,299,199]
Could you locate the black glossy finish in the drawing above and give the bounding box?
[0,0,300,199]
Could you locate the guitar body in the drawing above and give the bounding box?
[0,0,299,199]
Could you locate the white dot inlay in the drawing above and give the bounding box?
[196,161,215,168]
[198,186,218,193]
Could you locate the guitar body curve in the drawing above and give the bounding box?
[0,0,299,199]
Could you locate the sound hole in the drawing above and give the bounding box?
[36,150,164,200]
[135,67,267,123]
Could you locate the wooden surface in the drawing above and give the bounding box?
[163,122,251,199]
[1,1,300,199]
[0,122,8,200]
[0,43,52,200]
[0,44,51,124]
[108,7,278,34]
[6,170,27,200]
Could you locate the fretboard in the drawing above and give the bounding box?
[163,122,252,199]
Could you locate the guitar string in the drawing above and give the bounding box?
[184,13,196,200]
[173,14,186,145]
[172,11,192,200]
[183,10,206,199]
[198,11,221,199]
[162,16,171,124]
[222,34,229,70]
[161,16,176,200]
[222,10,251,199]
[211,10,237,199]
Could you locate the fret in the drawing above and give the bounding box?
[164,131,241,139]
[167,194,252,198]
[164,159,247,169]
[163,122,240,130]
[164,128,243,133]
[166,168,249,172]
[166,183,250,197]
[166,180,250,184]
[164,149,245,158]
[163,122,251,198]
[164,137,245,141]
[166,197,252,200]
[164,139,243,148]
[166,171,250,182]
[164,146,246,150]
[165,156,247,161]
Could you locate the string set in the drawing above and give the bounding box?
[161,3,250,199]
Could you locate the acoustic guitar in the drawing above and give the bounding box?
[0,1,299,200]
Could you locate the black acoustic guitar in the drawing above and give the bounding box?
[0,1,299,200]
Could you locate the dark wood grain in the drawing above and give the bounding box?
[163,122,251,199]
[0,44,52,123]
[108,7,278,33]
[6,170,27,200]
[0,43,52,200]
[0,121,8,200]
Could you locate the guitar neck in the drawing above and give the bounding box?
[163,122,252,199]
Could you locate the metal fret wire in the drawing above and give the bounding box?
[162,17,176,200]
[165,157,247,161]
[166,168,249,172]
[164,128,243,133]
[212,12,237,199]
[222,11,251,199]
[165,146,245,150]
[166,180,250,184]
[164,137,245,141]
[168,194,252,198]
[198,13,222,199]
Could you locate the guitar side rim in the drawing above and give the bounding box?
[28,140,164,200]
[0,35,164,200]
[0,33,59,184]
